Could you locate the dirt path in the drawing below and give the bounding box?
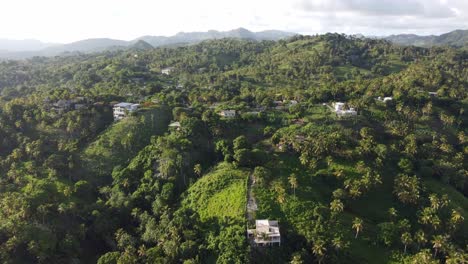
[246,171,257,223]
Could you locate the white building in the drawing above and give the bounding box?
[161,67,174,75]
[247,220,281,246]
[377,96,393,102]
[113,102,140,121]
[218,110,236,118]
[334,102,346,112]
[333,102,357,116]
[168,121,181,130]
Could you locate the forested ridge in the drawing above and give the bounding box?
[0,33,466,263]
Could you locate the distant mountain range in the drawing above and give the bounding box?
[0,28,296,59]
[0,28,466,59]
[384,29,468,47]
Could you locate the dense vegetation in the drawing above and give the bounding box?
[0,33,466,263]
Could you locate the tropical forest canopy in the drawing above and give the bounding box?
[0,33,467,263]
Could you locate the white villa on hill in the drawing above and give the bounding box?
[247,220,281,246]
[113,102,140,121]
[218,110,236,118]
[161,67,174,75]
[333,102,357,116]
[377,96,393,103]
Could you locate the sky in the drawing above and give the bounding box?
[0,0,467,43]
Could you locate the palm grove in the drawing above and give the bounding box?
[0,33,466,263]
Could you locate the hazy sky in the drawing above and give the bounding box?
[1,0,467,43]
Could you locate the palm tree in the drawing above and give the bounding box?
[330,199,344,214]
[388,207,398,220]
[288,173,298,196]
[312,239,326,264]
[332,235,348,251]
[450,209,464,226]
[290,254,303,264]
[333,169,344,179]
[431,235,446,257]
[401,232,412,254]
[419,207,433,225]
[429,194,440,210]
[415,230,426,250]
[193,164,202,177]
[352,217,363,239]
[273,182,286,204]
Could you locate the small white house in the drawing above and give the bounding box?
[218,110,236,118]
[113,102,140,121]
[334,102,346,112]
[333,102,357,116]
[161,67,174,75]
[168,121,181,130]
[247,220,281,246]
[377,96,393,103]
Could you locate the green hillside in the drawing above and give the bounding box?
[81,106,171,183]
[182,162,248,222]
[0,34,466,263]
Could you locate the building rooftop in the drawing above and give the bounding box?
[114,102,139,107]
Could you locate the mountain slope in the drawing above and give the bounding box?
[0,28,295,59]
[136,27,295,47]
[129,39,153,50]
[0,38,56,51]
[385,29,468,47]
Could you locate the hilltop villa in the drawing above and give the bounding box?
[218,110,236,118]
[113,102,140,121]
[333,102,357,116]
[247,220,281,246]
[161,67,174,75]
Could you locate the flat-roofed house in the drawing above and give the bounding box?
[247,220,281,246]
[113,102,140,121]
[333,102,357,117]
[218,110,236,118]
[161,67,174,75]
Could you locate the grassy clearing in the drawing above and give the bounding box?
[182,162,249,223]
[80,107,170,181]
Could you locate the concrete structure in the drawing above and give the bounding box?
[377,96,393,103]
[161,67,174,75]
[52,99,72,113]
[169,121,181,130]
[218,110,236,118]
[333,102,357,117]
[113,102,140,121]
[247,220,281,246]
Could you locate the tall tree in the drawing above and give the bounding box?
[288,173,298,196]
[352,217,363,239]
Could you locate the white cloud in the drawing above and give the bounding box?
[0,0,466,42]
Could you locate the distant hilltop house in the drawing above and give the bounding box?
[418,90,439,97]
[247,220,281,246]
[113,102,140,121]
[161,67,174,75]
[377,96,393,103]
[218,110,236,118]
[333,102,357,117]
[168,121,181,130]
[48,97,90,113]
[52,99,72,113]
